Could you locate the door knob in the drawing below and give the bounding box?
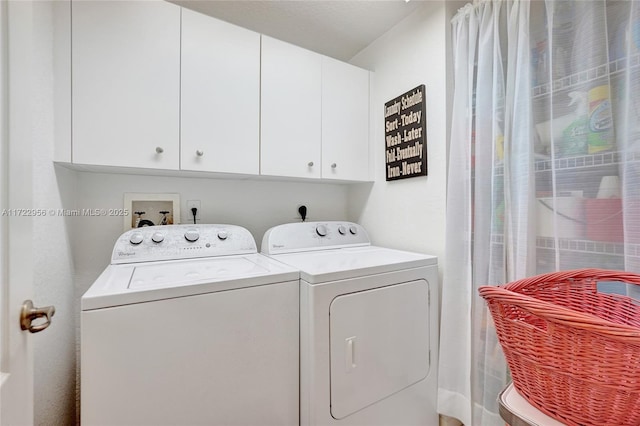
[20,300,55,333]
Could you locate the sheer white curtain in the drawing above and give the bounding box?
[439,1,640,425]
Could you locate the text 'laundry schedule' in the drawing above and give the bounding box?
[384,85,427,181]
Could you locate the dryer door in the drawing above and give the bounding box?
[329,280,430,419]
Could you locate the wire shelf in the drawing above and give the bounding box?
[535,150,640,172]
[535,151,618,172]
[536,237,626,256]
[492,151,640,176]
[490,234,640,257]
[491,234,504,245]
[532,54,640,99]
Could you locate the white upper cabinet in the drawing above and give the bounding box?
[261,36,322,179]
[321,56,370,181]
[68,5,370,182]
[71,0,181,169]
[181,9,260,175]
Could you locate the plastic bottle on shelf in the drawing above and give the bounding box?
[540,44,549,85]
[530,2,548,86]
[550,0,574,80]
[587,85,615,154]
[561,91,589,156]
[535,91,586,157]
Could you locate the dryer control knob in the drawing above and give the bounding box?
[151,232,164,243]
[184,229,200,242]
[316,224,328,237]
[349,226,358,235]
[129,232,144,245]
[217,230,228,240]
[338,225,347,235]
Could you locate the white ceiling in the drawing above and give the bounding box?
[172,1,426,62]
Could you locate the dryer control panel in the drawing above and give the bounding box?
[111,224,257,264]
[261,221,370,255]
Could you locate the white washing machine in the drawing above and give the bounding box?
[262,221,439,426]
[81,224,299,426]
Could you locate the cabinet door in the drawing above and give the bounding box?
[181,9,260,174]
[322,57,370,181]
[72,0,180,169]
[261,36,322,179]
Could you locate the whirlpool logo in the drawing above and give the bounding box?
[117,251,135,257]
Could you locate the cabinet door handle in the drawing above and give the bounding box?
[308,161,314,167]
[155,147,164,154]
[331,163,337,169]
[196,150,204,157]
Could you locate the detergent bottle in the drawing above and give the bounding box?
[587,85,615,154]
[560,91,588,157]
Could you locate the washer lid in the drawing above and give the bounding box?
[128,257,264,290]
[81,254,299,310]
[269,246,437,284]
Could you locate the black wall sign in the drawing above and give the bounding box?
[384,85,427,181]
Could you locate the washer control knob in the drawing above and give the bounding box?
[316,224,328,237]
[184,229,200,242]
[338,225,347,235]
[349,226,358,235]
[129,232,144,245]
[151,232,164,243]
[217,230,228,240]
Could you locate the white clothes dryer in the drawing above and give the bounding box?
[262,221,439,426]
[81,224,299,426]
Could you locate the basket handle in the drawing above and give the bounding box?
[478,285,640,344]
[504,268,640,293]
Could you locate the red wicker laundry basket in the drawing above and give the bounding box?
[479,269,640,426]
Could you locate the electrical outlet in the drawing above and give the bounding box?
[187,200,201,223]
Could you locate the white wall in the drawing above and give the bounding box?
[70,172,349,277]
[31,3,77,425]
[348,1,461,271]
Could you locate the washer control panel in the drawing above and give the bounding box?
[261,221,370,255]
[112,224,257,264]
